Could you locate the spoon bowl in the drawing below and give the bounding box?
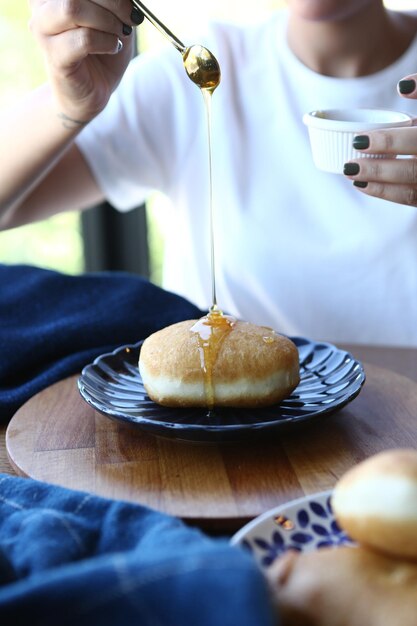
[131,2,221,91]
[183,45,221,91]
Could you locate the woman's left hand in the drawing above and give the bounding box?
[344,73,417,206]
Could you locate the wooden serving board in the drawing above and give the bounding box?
[6,363,417,531]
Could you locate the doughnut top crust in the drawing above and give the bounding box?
[139,317,300,408]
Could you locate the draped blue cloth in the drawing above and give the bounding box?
[0,474,274,625]
[0,263,203,422]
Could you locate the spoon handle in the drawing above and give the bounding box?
[131,0,186,53]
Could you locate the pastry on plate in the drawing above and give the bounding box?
[139,314,300,408]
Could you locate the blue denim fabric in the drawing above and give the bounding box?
[0,474,275,626]
[0,264,204,422]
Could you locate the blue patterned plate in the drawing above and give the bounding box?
[231,491,354,569]
[78,336,365,442]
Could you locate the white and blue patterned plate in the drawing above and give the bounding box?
[231,491,353,569]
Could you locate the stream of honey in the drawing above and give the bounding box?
[182,49,236,408]
[202,87,217,312]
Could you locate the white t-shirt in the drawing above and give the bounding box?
[77,10,417,347]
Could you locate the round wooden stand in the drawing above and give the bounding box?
[6,363,417,531]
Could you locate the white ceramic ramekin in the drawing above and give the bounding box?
[303,108,413,174]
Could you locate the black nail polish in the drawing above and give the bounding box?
[343,163,360,176]
[353,135,370,150]
[131,7,144,25]
[398,79,416,95]
[353,181,368,188]
[122,24,132,36]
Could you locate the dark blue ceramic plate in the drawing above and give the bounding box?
[230,490,354,569]
[77,337,365,442]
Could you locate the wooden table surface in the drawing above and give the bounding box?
[2,343,417,532]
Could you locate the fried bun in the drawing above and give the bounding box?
[332,449,417,560]
[139,317,300,408]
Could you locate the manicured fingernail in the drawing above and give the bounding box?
[353,181,368,188]
[398,79,416,95]
[131,7,144,24]
[353,135,370,150]
[122,24,132,36]
[343,163,360,176]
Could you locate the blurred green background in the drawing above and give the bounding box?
[0,1,84,274]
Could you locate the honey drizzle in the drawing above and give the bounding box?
[202,87,218,311]
[182,45,220,313]
[190,311,236,408]
[181,47,278,408]
[184,49,233,408]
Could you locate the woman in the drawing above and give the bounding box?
[1,0,417,346]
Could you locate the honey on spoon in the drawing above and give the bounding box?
[131,0,221,91]
[182,45,221,91]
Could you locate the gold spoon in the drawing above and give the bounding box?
[131,0,221,90]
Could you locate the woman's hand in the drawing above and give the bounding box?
[343,73,417,206]
[29,0,144,126]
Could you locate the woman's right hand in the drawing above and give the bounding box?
[29,0,144,126]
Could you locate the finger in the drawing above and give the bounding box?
[46,27,123,65]
[351,180,417,207]
[130,4,145,24]
[30,0,144,24]
[32,0,132,39]
[267,551,300,587]
[29,0,49,7]
[343,157,417,185]
[91,0,143,25]
[351,126,417,156]
[87,0,143,29]
[398,73,417,98]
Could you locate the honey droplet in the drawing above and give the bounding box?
[262,327,277,344]
[274,515,294,530]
